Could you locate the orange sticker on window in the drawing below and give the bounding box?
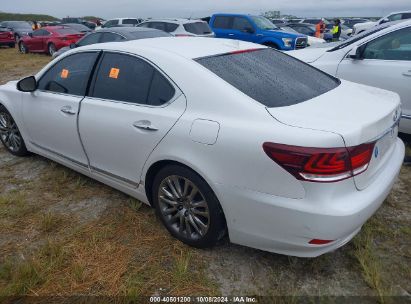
[109,68,120,79]
[60,69,69,79]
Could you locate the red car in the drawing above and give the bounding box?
[18,26,85,56]
[0,27,15,48]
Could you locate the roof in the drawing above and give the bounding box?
[80,37,265,59]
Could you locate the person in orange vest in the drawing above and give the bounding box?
[315,19,325,38]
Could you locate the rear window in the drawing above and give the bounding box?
[55,28,80,35]
[196,49,340,108]
[183,22,212,35]
[123,19,139,25]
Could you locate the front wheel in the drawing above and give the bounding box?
[152,165,227,248]
[19,42,28,54]
[48,43,56,56]
[0,106,29,156]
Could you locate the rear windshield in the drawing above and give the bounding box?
[196,48,340,108]
[55,28,81,35]
[183,22,212,35]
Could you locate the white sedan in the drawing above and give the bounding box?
[289,20,411,134]
[0,37,404,257]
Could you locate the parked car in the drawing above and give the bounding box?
[61,23,93,34]
[210,14,307,50]
[280,26,325,46]
[342,18,370,29]
[53,27,171,58]
[270,19,288,26]
[0,38,403,257]
[100,18,142,29]
[285,23,333,42]
[0,27,15,48]
[288,20,411,134]
[137,18,214,37]
[18,26,84,56]
[0,21,32,40]
[353,11,411,35]
[62,18,96,30]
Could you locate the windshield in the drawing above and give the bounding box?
[250,16,278,30]
[196,49,339,108]
[328,23,391,51]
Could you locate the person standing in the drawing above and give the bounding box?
[315,19,325,38]
[331,19,341,41]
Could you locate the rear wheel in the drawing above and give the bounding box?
[0,106,29,156]
[19,42,28,54]
[152,165,226,248]
[48,43,56,56]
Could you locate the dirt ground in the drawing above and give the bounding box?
[0,47,410,301]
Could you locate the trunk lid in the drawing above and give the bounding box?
[267,80,401,190]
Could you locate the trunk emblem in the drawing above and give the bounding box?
[374,146,379,158]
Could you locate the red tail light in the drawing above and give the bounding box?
[309,239,334,245]
[262,142,375,183]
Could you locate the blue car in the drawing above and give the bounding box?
[209,14,308,50]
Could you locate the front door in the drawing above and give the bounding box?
[22,51,100,166]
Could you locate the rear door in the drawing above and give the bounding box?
[337,26,411,134]
[211,16,233,39]
[79,52,186,186]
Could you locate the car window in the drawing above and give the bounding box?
[388,14,402,22]
[91,53,174,105]
[38,52,99,96]
[77,33,102,46]
[402,13,411,19]
[100,32,125,42]
[32,29,49,37]
[196,49,340,108]
[362,27,411,61]
[104,20,119,27]
[232,17,253,31]
[250,16,277,30]
[128,30,171,39]
[165,22,179,32]
[123,19,139,25]
[212,16,232,29]
[183,22,212,34]
[55,28,80,35]
[147,71,175,106]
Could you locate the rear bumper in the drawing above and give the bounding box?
[214,139,404,257]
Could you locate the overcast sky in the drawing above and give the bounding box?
[3,0,410,19]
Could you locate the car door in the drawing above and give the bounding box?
[22,52,100,166]
[230,17,256,42]
[27,29,46,51]
[79,52,186,186]
[211,16,233,39]
[337,27,411,131]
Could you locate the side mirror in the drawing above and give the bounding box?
[28,32,33,37]
[69,43,77,49]
[347,46,362,60]
[17,76,37,92]
[379,18,389,25]
[243,27,255,34]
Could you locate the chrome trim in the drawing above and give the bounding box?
[30,141,88,168]
[366,113,401,143]
[90,166,139,187]
[401,114,411,120]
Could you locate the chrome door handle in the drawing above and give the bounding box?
[60,106,76,115]
[402,70,411,77]
[133,120,158,131]
[228,33,234,36]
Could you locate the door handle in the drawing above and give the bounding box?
[402,70,411,77]
[60,106,76,115]
[228,33,234,36]
[133,120,158,131]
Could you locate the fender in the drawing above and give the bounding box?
[260,37,282,48]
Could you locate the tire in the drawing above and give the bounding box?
[0,106,29,157]
[48,43,56,56]
[8,43,15,48]
[19,42,28,54]
[152,165,227,248]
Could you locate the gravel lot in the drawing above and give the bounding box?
[0,47,410,301]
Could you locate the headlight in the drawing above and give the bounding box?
[282,38,292,47]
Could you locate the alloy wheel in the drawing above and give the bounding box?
[0,111,22,152]
[19,43,26,53]
[158,175,210,240]
[48,44,56,56]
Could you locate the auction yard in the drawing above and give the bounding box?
[0,48,410,300]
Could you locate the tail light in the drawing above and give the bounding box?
[262,142,375,183]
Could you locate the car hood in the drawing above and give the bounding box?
[262,29,304,38]
[354,21,377,29]
[266,80,401,147]
[287,47,330,63]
